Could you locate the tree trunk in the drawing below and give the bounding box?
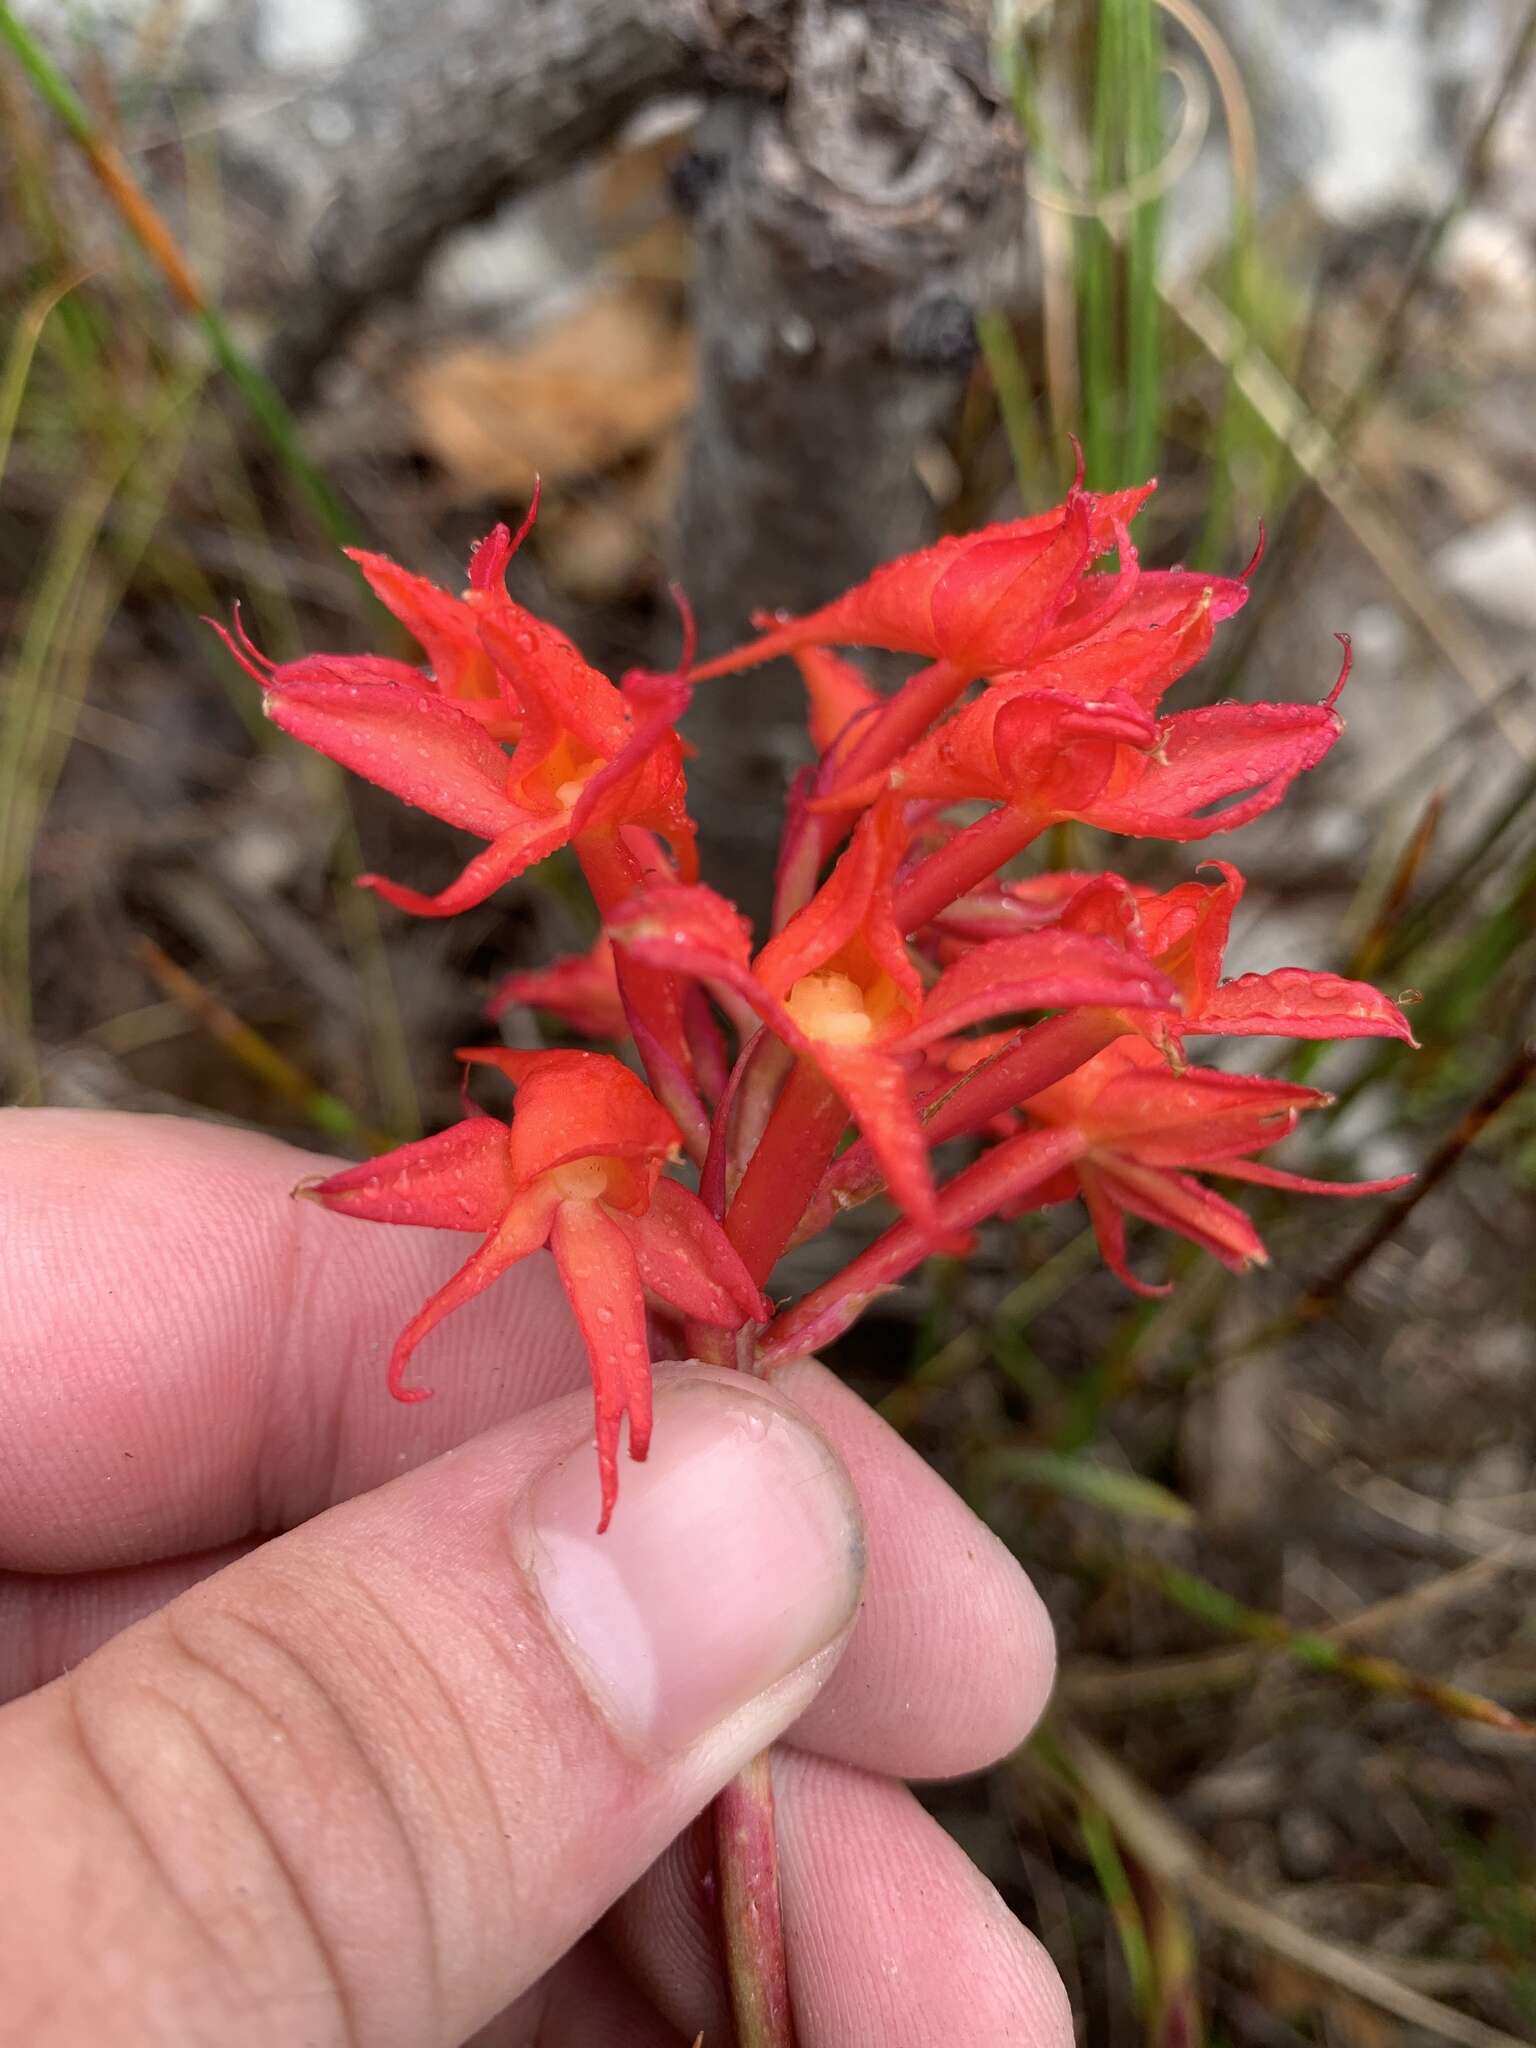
[674,0,1021,915]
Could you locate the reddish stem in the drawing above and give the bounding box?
[762,1125,1085,1361]
[792,1010,1119,1243]
[831,659,965,794]
[894,807,1044,933]
[576,830,710,1161]
[715,1750,797,2048]
[920,1009,1122,1144]
[725,1057,851,1289]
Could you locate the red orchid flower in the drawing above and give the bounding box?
[308,1049,767,1529]
[881,647,1350,934]
[1011,1037,1414,1294]
[762,1036,1411,1360]
[214,590,697,921]
[802,856,1415,1237]
[611,801,1181,1280]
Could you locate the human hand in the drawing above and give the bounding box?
[0,1109,1069,2046]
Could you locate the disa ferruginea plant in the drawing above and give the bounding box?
[215,475,1414,1531]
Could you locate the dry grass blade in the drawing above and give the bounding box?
[132,937,387,1148]
[1125,1556,1536,1739]
[0,0,354,546]
[1164,280,1535,755]
[1061,1549,1521,1713]
[1048,1728,1532,2048]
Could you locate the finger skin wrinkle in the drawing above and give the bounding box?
[80,1606,377,2048]
[160,1597,433,2048]
[61,1679,239,1998]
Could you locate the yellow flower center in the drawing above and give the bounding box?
[549,1156,616,1202]
[783,971,876,1047]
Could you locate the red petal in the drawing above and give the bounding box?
[927,490,1093,672]
[1194,967,1418,1045]
[998,587,1218,712]
[1096,1157,1267,1272]
[900,930,1179,1052]
[1135,862,1243,1014]
[1084,700,1342,841]
[793,646,882,755]
[458,1046,680,1202]
[615,1178,771,1326]
[361,813,571,917]
[608,880,755,978]
[383,1184,561,1401]
[549,1200,654,1532]
[754,800,916,1009]
[263,675,520,839]
[487,935,628,1038]
[346,548,506,707]
[480,607,630,765]
[307,1116,515,1230]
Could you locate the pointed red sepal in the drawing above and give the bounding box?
[261,672,522,840]
[614,1177,771,1327]
[1091,1157,1269,1278]
[1058,1053,1325,1166]
[898,930,1180,1052]
[1194,968,1419,1045]
[361,813,573,919]
[1210,1158,1415,1198]
[304,1115,516,1230]
[1081,696,1344,841]
[793,646,882,754]
[549,1199,654,1532]
[383,1185,562,1401]
[487,934,628,1038]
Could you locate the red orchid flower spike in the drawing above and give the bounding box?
[611,800,1182,1283]
[307,1049,767,1529]
[763,1036,1411,1361]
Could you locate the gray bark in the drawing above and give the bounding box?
[675,0,1022,913]
[265,0,724,403]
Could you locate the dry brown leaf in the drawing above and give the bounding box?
[401,282,693,498]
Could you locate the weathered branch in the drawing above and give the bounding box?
[265,0,738,403]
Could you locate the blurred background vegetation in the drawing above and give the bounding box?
[3,1,1535,2041]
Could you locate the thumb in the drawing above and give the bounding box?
[0,1366,864,2048]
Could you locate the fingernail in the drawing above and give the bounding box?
[518,1375,863,1751]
